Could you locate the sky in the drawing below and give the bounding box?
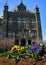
[0,0,46,41]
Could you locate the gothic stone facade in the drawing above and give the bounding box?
[0,3,42,46]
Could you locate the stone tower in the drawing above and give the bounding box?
[3,3,8,38]
[35,5,42,39]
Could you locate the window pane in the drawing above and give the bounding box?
[8,32,12,37]
[32,30,36,38]
[31,23,36,28]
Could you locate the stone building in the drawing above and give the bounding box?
[0,18,3,39]
[0,2,42,46]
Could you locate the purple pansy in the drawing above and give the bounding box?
[37,43,40,48]
[29,43,42,54]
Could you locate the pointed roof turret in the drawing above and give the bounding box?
[4,0,8,12]
[34,4,39,13]
[17,2,26,11]
[4,0,8,6]
[35,4,39,9]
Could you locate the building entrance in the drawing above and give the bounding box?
[15,39,19,45]
[21,38,26,46]
[28,40,31,45]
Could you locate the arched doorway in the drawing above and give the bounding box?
[15,39,19,45]
[21,38,26,46]
[28,40,31,45]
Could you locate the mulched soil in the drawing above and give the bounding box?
[0,49,46,65]
[0,57,16,65]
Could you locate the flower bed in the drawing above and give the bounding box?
[0,43,46,65]
[0,43,46,61]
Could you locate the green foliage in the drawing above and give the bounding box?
[0,53,4,57]
[13,52,19,61]
[40,44,46,49]
[32,53,40,60]
[0,44,46,61]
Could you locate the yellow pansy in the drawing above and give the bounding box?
[10,45,21,53]
[17,45,21,50]
[10,47,17,53]
[18,47,24,53]
[17,48,22,52]
[10,45,24,53]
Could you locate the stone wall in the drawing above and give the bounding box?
[0,38,14,52]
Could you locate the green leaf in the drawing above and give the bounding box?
[33,54,40,60]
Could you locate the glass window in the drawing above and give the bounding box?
[31,19,36,28]
[24,23,26,28]
[0,34,2,39]
[17,17,27,29]
[21,22,24,28]
[32,30,36,38]
[17,17,21,21]
[18,21,21,23]
[17,22,20,29]
[17,22,24,29]
[18,31,21,36]
[22,18,26,21]
[31,23,36,28]
[8,32,12,37]
[26,31,29,36]
[17,17,27,21]
[9,18,13,22]
[31,19,35,23]
[8,22,11,30]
